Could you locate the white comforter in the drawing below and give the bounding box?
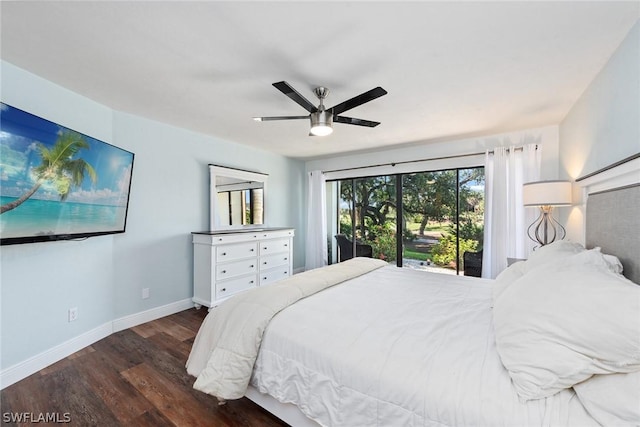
[250,265,597,427]
[186,257,388,399]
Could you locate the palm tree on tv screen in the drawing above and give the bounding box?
[0,130,97,214]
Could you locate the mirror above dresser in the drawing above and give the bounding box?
[209,164,268,230]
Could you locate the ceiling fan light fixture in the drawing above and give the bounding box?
[255,81,386,135]
[310,110,333,136]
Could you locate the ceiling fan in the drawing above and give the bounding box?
[254,81,387,136]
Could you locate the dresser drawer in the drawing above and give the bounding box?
[192,228,294,308]
[216,259,258,280]
[216,242,258,262]
[216,275,257,300]
[260,253,290,271]
[260,238,291,255]
[260,268,290,285]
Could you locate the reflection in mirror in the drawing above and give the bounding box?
[216,179,264,226]
[209,165,268,230]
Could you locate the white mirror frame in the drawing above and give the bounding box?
[209,164,268,230]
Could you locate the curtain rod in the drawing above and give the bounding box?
[322,145,532,174]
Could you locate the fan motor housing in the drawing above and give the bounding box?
[310,110,333,135]
[311,110,332,127]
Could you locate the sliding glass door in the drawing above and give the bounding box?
[335,175,398,262]
[402,170,457,272]
[402,168,484,274]
[328,167,484,276]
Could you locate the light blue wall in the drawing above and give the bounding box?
[560,21,640,180]
[111,111,306,318]
[0,61,305,371]
[1,62,117,372]
[559,21,640,242]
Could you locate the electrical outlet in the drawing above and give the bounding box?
[142,288,150,299]
[68,307,78,322]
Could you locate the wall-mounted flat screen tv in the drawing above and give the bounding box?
[0,103,135,245]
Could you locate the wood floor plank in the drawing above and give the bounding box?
[121,362,221,427]
[128,407,177,426]
[223,398,292,427]
[1,374,52,422]
[91,329,155,372]
[147,331,193,361]
[109,329,193,388]
[39,365,121,426]
[167,308,208,332]
[38,346,94,376]
[95,327,220,411]
[131,321,165,338]
[68,345,96,359]
[154,316,198,341]
[75,352,154,424]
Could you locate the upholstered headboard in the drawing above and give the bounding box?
[585,183,640,285]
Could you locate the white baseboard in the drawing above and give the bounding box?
[0,322,112,390]
[1,298,195,390]
[112,298,194,332]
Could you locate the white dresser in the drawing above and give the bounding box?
[192,228,294,308]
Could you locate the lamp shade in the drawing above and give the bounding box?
[523,180,572,207]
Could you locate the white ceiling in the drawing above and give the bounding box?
[1,1,638,159]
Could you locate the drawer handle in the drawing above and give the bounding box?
[284,244,288,247]
[221,288,226,292]
[221,270,226,274]
[263,277,267,280]
[222,252,227,256]
[250,280,254,284]
[263,247,267,250]
[250,248,255,252]
[284,257,288,261]
[250,265,254,268]
[263,261,268,265]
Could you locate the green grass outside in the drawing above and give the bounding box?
[402,249,431,261]
[405,221,449,234]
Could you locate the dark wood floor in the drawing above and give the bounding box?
[1,308,288,426]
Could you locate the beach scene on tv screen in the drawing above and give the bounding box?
[0,103,134,240]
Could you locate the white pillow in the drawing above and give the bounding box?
[493,249,640,401]
[591,247,625,275]
[493,261,526,301]
[523,240,585,273]
[602,254,624,275]
[493,241,583,301]
[574,371,640,426]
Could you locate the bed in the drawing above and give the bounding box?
[187,157,640,427]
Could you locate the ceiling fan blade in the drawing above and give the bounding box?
[272,81,318,114]
[334,116,381,127]
[329,87,387,115]
[253,115,309,121]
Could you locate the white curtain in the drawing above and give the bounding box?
[305,170,328,270]
[483,144,540,278]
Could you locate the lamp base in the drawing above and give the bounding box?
[527,205,566,247]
